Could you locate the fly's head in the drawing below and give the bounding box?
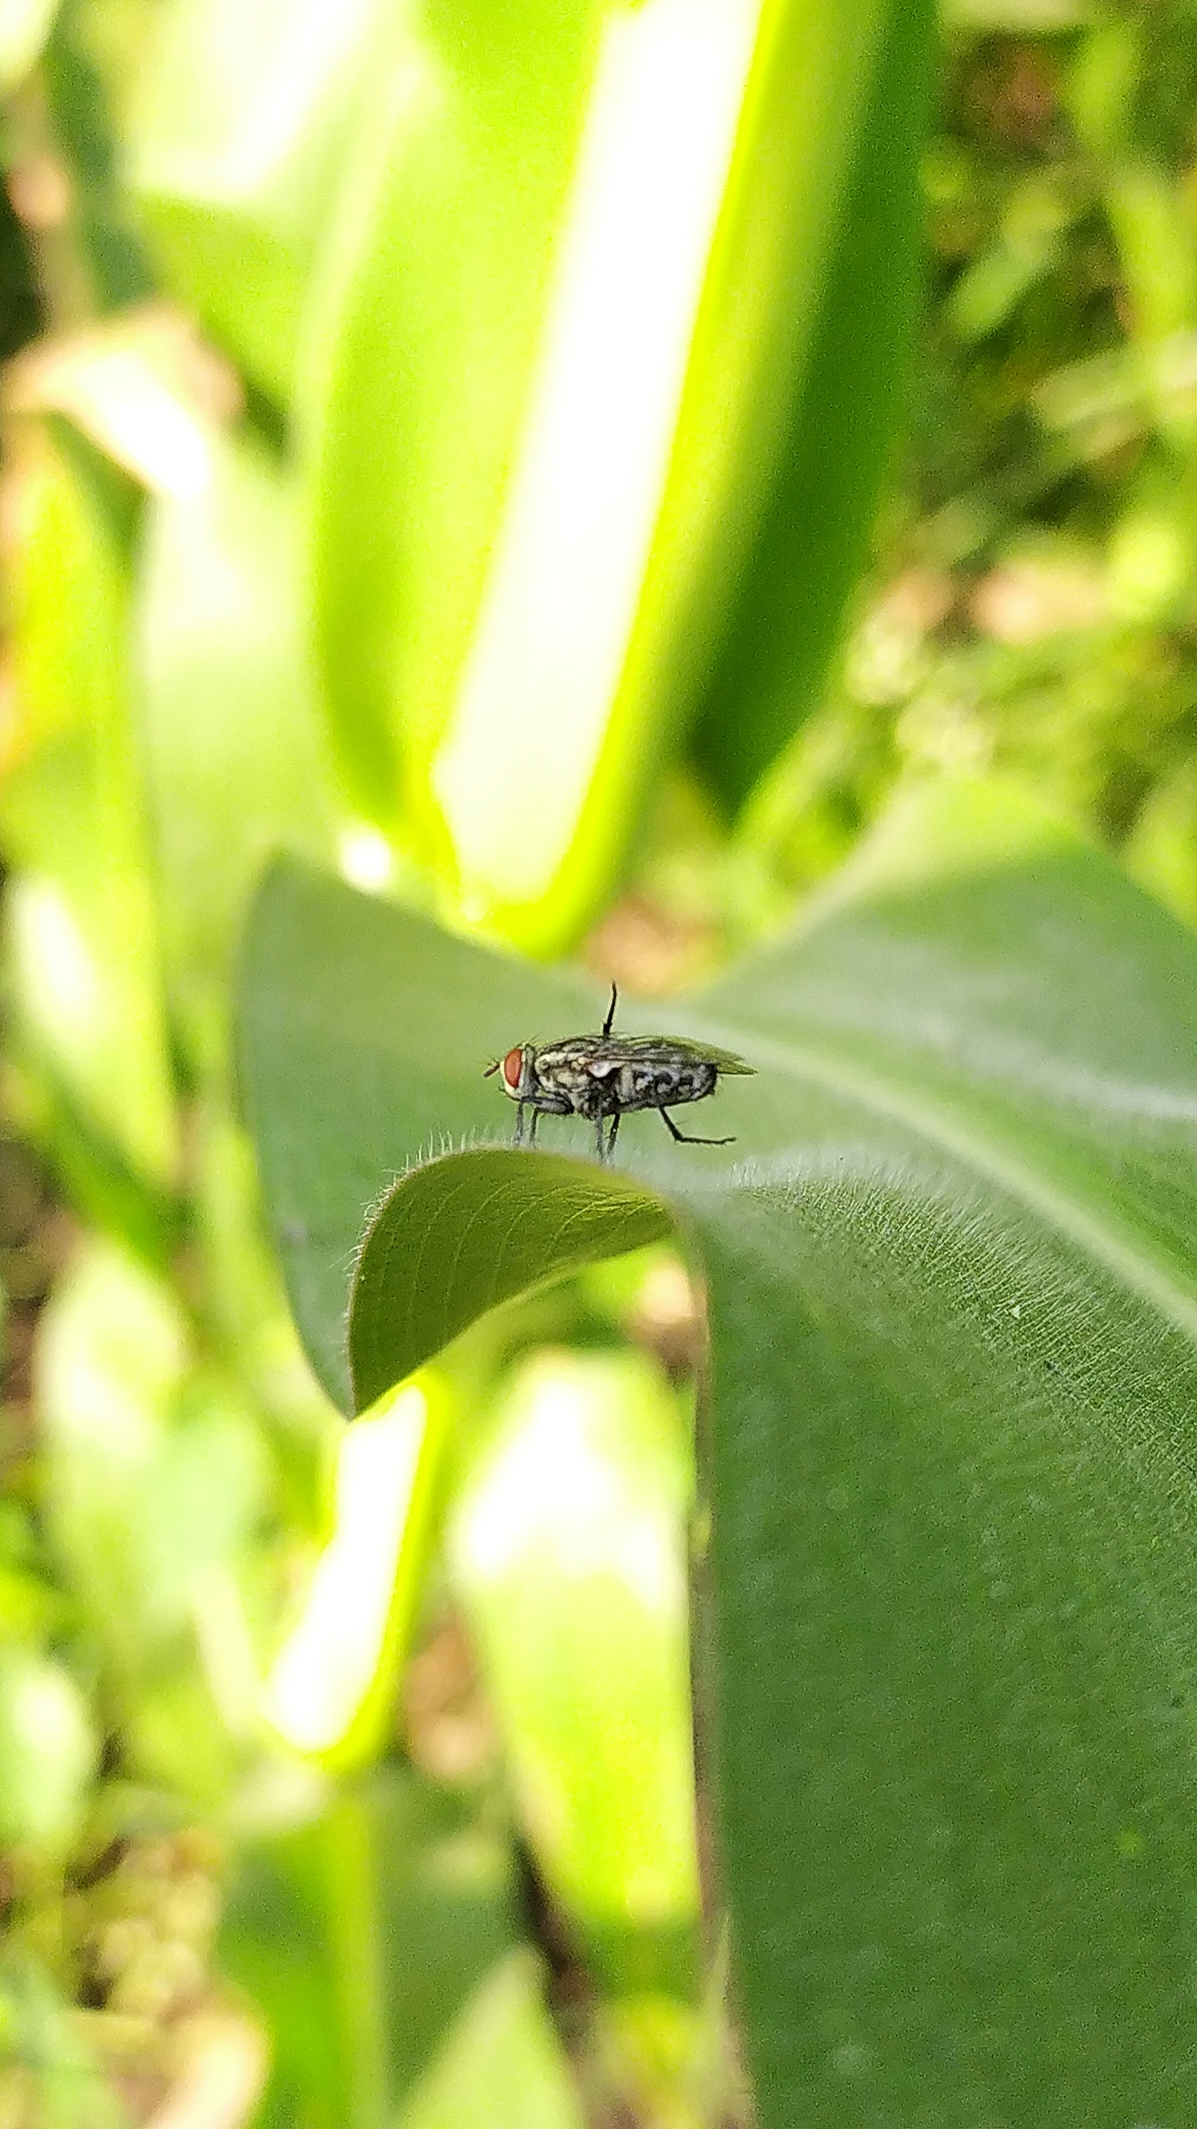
[483,1044,536,1102]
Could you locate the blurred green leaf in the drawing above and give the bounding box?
[1105,160,1197,344]
[36,1241,267,1690]
[0,1958,128,2129]
[450,1347,698,1995]
[220,1768,520,2129]
[0,0,60,90]
[1066,18,1142,160]
[691,0,934,813]
[127,0,381,398]
[302,0,601,840]
[0,424,178,1189]
[1124,754,1197,926]
[304,0,927,952]
[0,1645,96,1859]
[395,1949,585,2129]
[241,776,1197,2123]
[135,429,341,1071]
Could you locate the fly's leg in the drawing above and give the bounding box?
[513,1105,524,1146]
[528,1108,540,1147]
[660,1107,734,1148]
[595,1112,607,1161]
[606,1112,620,1160]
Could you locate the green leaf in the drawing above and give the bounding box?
[301,0,603,827]
[240,777,1197,2122]
[690,0,935,813]
[303,0,923,952]
[239,857,632,1406]
[219,1768,520,2129]
[352,1154,668,1414]
[260,1376,448,1768]
[395,1950,585,2129]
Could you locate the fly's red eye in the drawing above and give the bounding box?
[501,1047,524,1092]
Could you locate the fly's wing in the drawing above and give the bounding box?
[618,1036,756,1075]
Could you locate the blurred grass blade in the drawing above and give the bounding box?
[261,1375,446,1768]
[303,0,919,952]
[241,776,1197,2123]
[135,429,341,1072]
[0,1647,96,1862]
[36,1237,267,1802]
[220,1769,521,2129]
[301,0,603,833]
[450,1347,699,1995]
[395,1950,585,2129]
[0,422,178,1188]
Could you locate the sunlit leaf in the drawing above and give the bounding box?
[127,0,381,398]
[0,0,59,90]
[0,424,178,1187]
[261,1375,447,1768]
[304,0,925,952]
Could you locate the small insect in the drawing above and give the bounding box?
[484,985,754,1161]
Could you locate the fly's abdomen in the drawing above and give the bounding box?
[668,1056,718,1106]
[614,1054,717,1112]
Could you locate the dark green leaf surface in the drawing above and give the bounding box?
[239,780,1197,2124]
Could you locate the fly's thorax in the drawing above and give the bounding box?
[530,1045,597,1109]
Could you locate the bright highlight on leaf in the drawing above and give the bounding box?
[433,0,761,923]
[450,1348,699,1944]
[262,1379,438,1762]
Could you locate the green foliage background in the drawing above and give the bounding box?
[2,0,1197,2124]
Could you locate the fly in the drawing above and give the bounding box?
[484,985,754,1161]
